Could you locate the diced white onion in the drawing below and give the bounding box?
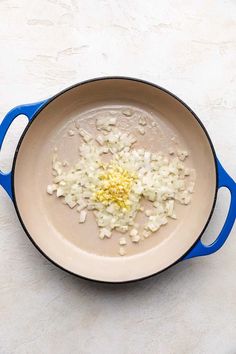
[47,115,195,256]
[119,237,127,246]
[79,210,87,223]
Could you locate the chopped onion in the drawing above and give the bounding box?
[131,235,141,243]
[119,247,126,256]
[119,237,127,246]
[79,210,87,223]
[47,120,195,256]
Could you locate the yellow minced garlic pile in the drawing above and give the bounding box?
[47,114,195,256]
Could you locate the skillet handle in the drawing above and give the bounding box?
[184,159,236,260]
[0,100,47,199]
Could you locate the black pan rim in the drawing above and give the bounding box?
[11,76,218,284]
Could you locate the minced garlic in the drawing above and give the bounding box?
[94,163,137,209]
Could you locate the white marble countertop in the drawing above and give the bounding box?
[0,1,236,353]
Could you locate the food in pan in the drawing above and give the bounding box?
[46,108,195,255]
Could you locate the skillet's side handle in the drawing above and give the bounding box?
[184,159,236,260]
[0,100,47,199]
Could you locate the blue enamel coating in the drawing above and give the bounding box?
[0,100,47,199]
[0,100,235,260]
[184,159,236,259]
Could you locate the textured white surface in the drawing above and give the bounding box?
[0,1,236,353]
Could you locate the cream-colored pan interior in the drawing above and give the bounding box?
[14,78,217,282]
